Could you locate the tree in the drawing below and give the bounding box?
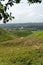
[0,0,42,23]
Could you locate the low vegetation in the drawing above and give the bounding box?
[0,28,16,42]
[0,28,43,65]
[9,29,32,37]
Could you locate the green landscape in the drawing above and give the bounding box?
[0,0,43,65]
[0,27,43,65]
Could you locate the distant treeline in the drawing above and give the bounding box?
[0,23,43,30]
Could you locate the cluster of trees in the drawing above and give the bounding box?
[0,0,42,23]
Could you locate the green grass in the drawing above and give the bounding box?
[0,28,16,42]
[9,29,32,37]
[0,44,43,65]
[0,28,32,42]
[28,31,43,37]
[0,28,43,65]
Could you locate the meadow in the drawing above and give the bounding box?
[0,28,43,65]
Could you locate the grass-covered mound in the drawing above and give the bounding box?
[0,28,15,42]
[19,31,43,46]
[29,31,43,37]
[0,30,43,65]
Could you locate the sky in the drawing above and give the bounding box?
[1,0,43,24]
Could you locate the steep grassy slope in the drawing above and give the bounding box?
[7,31,43,46]
[18,31,43,46]
[0,30,43,46]
[0,30,43,65]
[0,28,16,42]
[29,31,43,37]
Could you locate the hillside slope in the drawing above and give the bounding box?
[0,31,43,65]
[0,28,16,42]
[1,30,43,46]
[20,31,43,46]
[29,31,43,37]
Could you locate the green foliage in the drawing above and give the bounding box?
[16,0,21,3]
[28,0,42,3]
[9,29,32,37]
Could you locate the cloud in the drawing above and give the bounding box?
[0,0,43,24]
[9,1,43,23]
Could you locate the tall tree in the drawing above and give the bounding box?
[0,0,42,23]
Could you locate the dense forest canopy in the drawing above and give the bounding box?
[0,0,42,23]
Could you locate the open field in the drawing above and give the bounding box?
[0,28,43,65]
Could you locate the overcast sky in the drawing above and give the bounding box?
[1,0,43,24]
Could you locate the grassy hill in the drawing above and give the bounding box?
[29,31,43,37]
[0,30,43,65]
[0,28,32,42]
[0,28,16,42]
[19,31,43,46]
